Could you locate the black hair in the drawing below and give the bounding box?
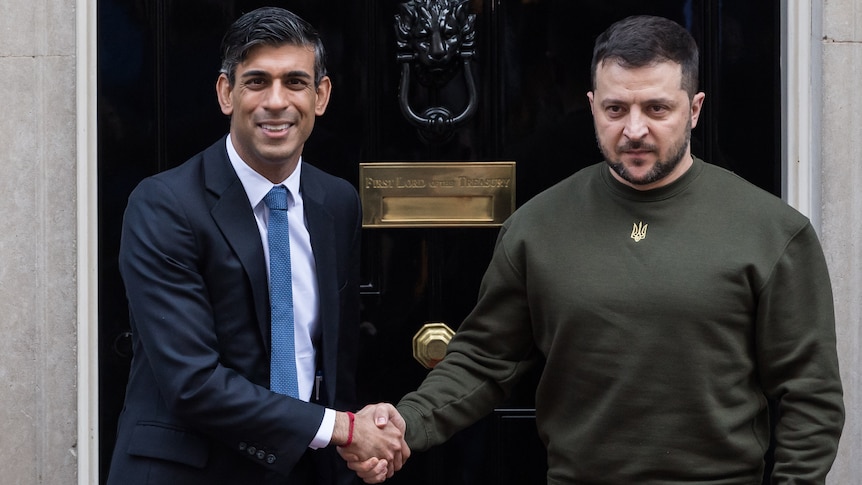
[219,6,327,87]
[591,15,699,97]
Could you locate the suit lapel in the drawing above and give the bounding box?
[202,139,271,352]
[301,169,340,403]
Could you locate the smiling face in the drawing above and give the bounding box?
[216,43,331,183]
[587,59,704,190]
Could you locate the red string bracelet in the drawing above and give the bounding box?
[344,411,355,447]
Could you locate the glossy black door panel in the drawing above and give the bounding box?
[98,1,779,483]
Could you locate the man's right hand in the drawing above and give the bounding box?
[334,403,410,483]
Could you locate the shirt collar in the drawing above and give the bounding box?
[225,134,302,209]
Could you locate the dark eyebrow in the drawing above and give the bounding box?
[281,70,313,80]
[643,97,676,106]
[600,97,676,108]
[600,98,625,108]
[238,69,269,79]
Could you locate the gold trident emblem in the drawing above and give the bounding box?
[631,222,648,242]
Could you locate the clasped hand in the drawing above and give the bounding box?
[336,403,410,483]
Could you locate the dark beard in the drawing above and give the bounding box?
[600,121,692,186]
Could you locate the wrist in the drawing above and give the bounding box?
[343,411,355,447]
[333,410,356,447]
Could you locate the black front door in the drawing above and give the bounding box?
[97,1,780,483]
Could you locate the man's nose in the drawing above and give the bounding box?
[622,109,648,140]
[264,83,291,109]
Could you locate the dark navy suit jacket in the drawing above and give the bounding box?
[107,137,361,485]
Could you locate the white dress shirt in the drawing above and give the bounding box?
[226,135,335,449]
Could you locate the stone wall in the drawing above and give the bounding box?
[822,0,862,482]
[0,0,79,484]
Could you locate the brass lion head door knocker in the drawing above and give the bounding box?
[395,0,477,143]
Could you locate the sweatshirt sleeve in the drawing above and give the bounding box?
[397,226,540,450]
[755,222,844,483]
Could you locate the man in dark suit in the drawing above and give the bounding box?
[107,7,407,485]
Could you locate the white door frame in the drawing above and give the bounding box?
[783,0,822,231]
[77,0,100,483]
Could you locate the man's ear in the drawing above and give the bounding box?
[690,91,706,129]
[314,76,332,116]
[216,73,234,116]
[587,91,595,115]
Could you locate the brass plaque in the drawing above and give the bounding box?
[359,162,515,227]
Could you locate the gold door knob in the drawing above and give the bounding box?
[412,322,455,369]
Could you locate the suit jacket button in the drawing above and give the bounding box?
[266,454,277,464]
[238,442,247,451]
[247,446,257,455]
[256,450,265,460]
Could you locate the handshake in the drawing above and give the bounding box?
[333,403,411,484]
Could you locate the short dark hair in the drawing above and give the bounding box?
[590,15,699,97]
[219,7,327,87]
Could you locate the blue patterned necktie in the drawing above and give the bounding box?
[264,186,299,398]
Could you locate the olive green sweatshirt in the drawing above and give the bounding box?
[398,158,844,484]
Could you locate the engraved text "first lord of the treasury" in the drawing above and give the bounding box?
[364,176,511,189]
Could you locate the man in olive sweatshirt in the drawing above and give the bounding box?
[348,15,844,484]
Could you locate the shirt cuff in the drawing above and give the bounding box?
[309,408,335,449]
